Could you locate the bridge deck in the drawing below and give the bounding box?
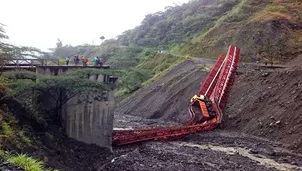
[1,58,112,71]
[1,65,110,69]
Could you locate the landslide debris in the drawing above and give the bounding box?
[223,64,302,153]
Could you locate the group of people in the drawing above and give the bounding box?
[93,56,103,66]
[65,56,103,66]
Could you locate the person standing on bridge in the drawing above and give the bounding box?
[98,56,103,67]
[85,57,89,66]
[76,56,80,65]
[65,56,70,65]
[93,56,98,66]
[81,56,85,66]
[73,56,77,65]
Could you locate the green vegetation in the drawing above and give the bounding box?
[51,0,240,62]
[2,70,37,80]
[0,109,32,148]
[0,68,115,170]
[1,70,111,129]
[180,0,302,63]
[64,68,116,77]
[0,150,53,171]
[1,121,13,138]
[140,54,185,87]
[8,154,46,171]
[48,0,302,100]
[46,0,242,99]
[0,77,8,98]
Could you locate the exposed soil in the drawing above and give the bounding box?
[223,64,302,153]
[39,136,111,171]
[116,59,210,125]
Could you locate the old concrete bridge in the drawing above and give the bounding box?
[2,58,117,149]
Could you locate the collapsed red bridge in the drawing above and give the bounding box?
[113,45,241,146]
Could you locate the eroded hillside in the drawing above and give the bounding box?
[115,59,211,124]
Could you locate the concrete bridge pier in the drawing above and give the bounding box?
[65,92,115,149]
[62,73,116,149]
[36,66,117,149]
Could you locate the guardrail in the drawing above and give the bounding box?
[2,58,60,66]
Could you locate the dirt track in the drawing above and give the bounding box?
[110,56,302,171]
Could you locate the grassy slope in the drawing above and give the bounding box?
[114,53,185,102]
[180,0,302,63]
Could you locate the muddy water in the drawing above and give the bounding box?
[174,142,302,171]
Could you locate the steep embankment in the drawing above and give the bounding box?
[116,59,211,124]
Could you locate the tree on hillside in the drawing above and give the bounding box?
[0,23,10,66]
[3,70,111,127]
[0,23,8,39]
[0,23,43,73]
[100,36,105,45]
[100,36,105,40]
[56,38,63,48]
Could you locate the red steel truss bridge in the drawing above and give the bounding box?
[113,45,241,146]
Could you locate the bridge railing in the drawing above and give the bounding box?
[2,58,60,67]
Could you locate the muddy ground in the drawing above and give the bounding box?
[101,130,302,171]
[109,113,302,171]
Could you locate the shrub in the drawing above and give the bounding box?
[8,154,46,171]
[0,77,8,97]
[1,122,13,138]
[2,71,37,80]
[1,150,54,171]
[117,68,151,94]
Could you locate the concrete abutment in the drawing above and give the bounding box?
[37,65,116,149]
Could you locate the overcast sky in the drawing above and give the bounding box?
[0,0,189,51]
